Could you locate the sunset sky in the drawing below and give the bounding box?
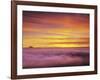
[22,11,89,48]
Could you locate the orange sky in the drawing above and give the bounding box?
[23,11,89,48]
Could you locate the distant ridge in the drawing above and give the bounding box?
[29,46,33,48]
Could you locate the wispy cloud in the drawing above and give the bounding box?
[23,11,89,48]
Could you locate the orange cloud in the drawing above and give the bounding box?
[23,11,89,48]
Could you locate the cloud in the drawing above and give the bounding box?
[23,48,89,68]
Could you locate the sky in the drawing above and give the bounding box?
[23,11,89,48]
